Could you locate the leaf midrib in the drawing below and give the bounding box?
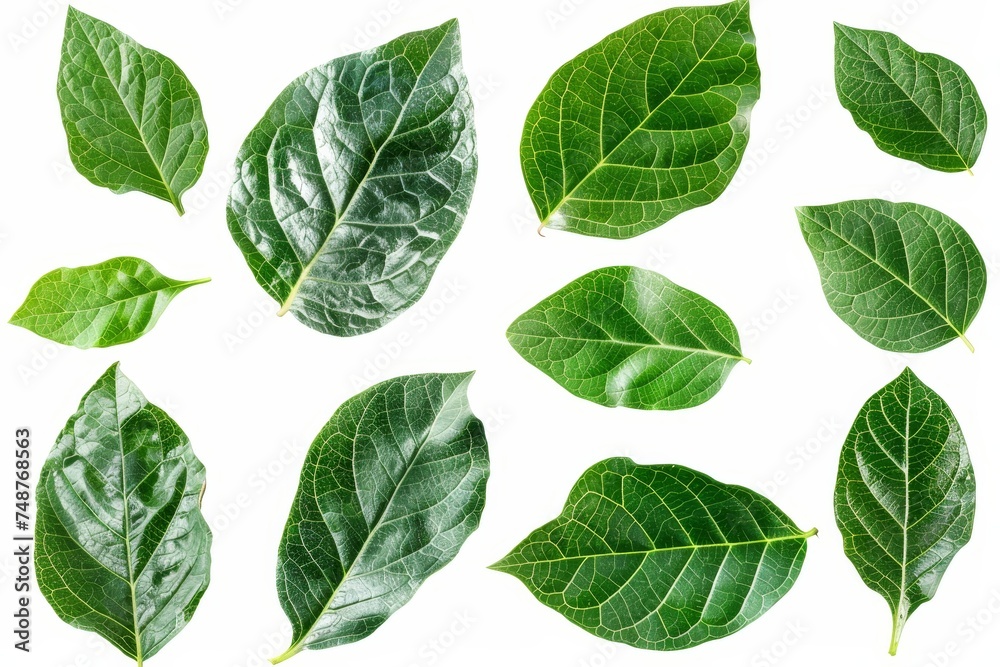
[510,330,748,364]
[495,530,814,569]
[540,6,745,226]
[15,278,207,319]
[111,372,144,665]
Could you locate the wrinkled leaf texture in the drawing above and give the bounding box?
[35,363,211,665]
[228,20,477,337]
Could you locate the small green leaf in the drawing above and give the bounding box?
[9,257,209,349]
[228,20,477,337]
[35,363,212,665]
[58,7,209,214]
[272,373,489,663]
[492,458,815,650]
[507,266,748,410]
[835,368,975,655]
[797,199,985,353]
[834,23,987,173]
[523,0,760,238]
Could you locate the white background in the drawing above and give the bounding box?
[2,1,998,666]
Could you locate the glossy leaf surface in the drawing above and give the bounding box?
[797,199,985,353]
[273,373,489,663]
[507,266,748,410]
[228,20,477,337]
[10,257,209,349]
[492,458,815,650]
[835,369,975,655]
[523,1,760,238]
[58,7,208,214]
[834,24,987,172]
[35,363,211,664]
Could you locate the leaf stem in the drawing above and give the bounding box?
[270,644,302,665]
[889,607,907,656]
[167,188,186,216]
[959,332,975,353]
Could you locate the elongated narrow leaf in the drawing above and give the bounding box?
[492,458,815,650]
[796,200,985,353]
[35,363,211,664]
[834,24,987,172]
[9,257,209,349]
[835,369,975,655]
[228,20,477,337]
[59,7,208,214]
[523,0,760,239]
[272,373,489,663]
[508,266,748,410]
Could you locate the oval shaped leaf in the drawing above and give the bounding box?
[9,257,209,349]
[834,368,975,655]
[59,7,208,215]
[491,458,815,650]
[834,23,987,173]
[796,199,985,353]
[523,0,760,239]
[228,20,477,337]
[507,266,748,410]
[35,363,212,664]
[272,372,489,663]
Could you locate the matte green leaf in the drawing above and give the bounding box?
[35,363,212,665]
[227,20,477,337]
[523,0,760,239]
[797,200,986,353]
[507,266,748,410]
[491,458,815,650]
[58,7,208,215]
[9,257,209,349]
[834,23,987,173]
[834,368,975,655]
[272,372,489,663]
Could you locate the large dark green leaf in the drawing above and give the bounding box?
[835,368,975,655]
[507,266,749,410]
[491,458,815,650]
[523,0,759,239]
[35,363,212,665]
[228,20,477,337]
[834,24,987,173]
[796,199,985,353]
[9,257,209,349]
[272,373,489,663]
[58,7,208,215]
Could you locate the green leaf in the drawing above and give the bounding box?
[834,23,987,173]
[834,368,975,655]
[796,199,985,353]
[227,20,477,337]
[272,372,489,663]
[491,458,815,650]
[523,0,760,239]
[35,363,212,666]
[9,257,209,349]
[507,266,748,410]
[58,7,208,215]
